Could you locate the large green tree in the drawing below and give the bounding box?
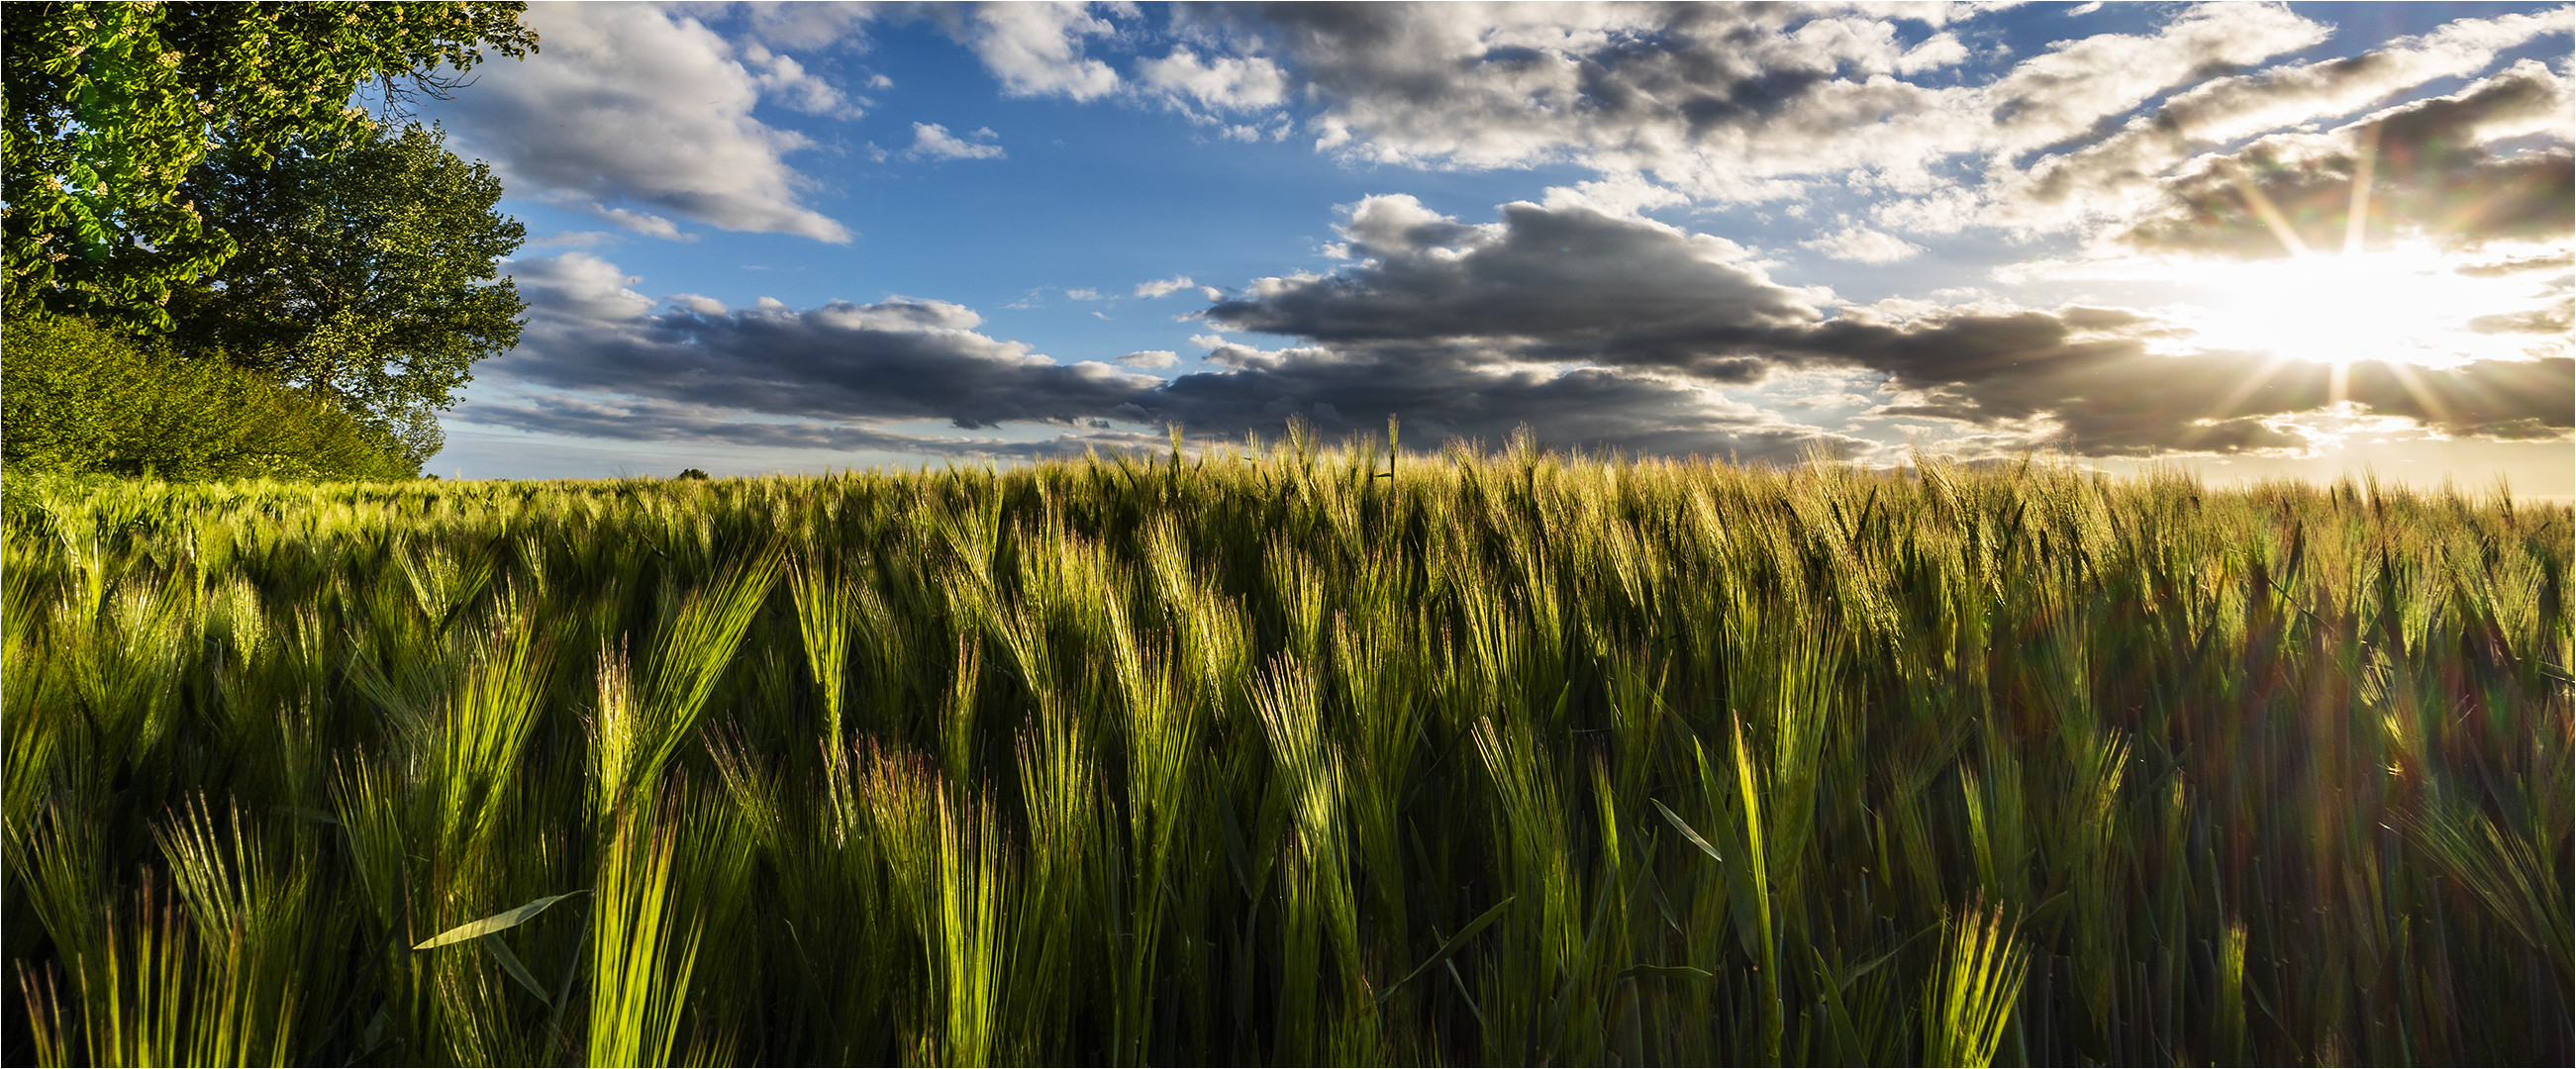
[1,1,537,330]
[166,122,526,467]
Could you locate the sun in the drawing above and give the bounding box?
[2173,243,2532,369]
[2161,139,2557,369]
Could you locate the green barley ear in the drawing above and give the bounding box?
[786,552,853,759]
[2215,920,2247,1064]
[152,797,316,1063]
[599,545,783,818]
[1923,901,2031,1069]
[587,793,702,1067]
[2397,794,2572,972]
[16,958,73,1068]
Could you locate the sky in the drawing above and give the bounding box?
[412,1,2575,498]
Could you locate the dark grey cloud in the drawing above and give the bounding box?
[481,252,1134,437]
[2120,62,2574,258]
[1204,195,2103,383]
[1204,194,1821,371]
[471,251,1869,463]
[1142,339,1870,461]
[492,253,1157,430]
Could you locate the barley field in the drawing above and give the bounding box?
[4,437,2568,1065]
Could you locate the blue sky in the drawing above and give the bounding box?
[416,2,2573,497]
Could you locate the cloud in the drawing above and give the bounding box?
[742,42,866,118]
[2469,302,2575,336]
[1205,195,1825,375]
[1869,344,2576,454]
[592,206,691,241]
[1203,2,2331,206]
[2120,62,2575,258]
[2456,250,2576,277]
[1138,47,1289,111]
[430,4,851,243]
[1975,4,2330,154]
[1894,32,1969,75]
[493,254,1157,430]
[1161,345,1877,460]
[1135,274,1220,299]
[526,231,621,249]
[906,123,1007,161]
[967,1,1124,101]
[508,251,659,325]
[1802,226,1927,264]
[1995,10,2574,232]
[1116,349,1181,369]
[708,1,883,50]
[1156,338,1880,460]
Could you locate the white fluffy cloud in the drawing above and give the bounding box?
[1116,349,1182,369]
[968,1,1124,101]
[432,4,851,243]
[1135,275,1220,300]
[1138,47,1289,111]
[718,0,882,49]
[594,207,688,241]
[907,123,1007,161]
[742,41,865,118]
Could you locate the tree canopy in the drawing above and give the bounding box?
[2,1,537,330]
[167,122,527,467]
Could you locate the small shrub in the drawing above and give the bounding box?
[677,467,710,480]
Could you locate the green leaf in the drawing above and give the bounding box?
[1376,894,1516,1005]
[413,890,587,951]
[1654,798,1723,863]
[481,933,550,1005]
[1833,923,1941,994]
